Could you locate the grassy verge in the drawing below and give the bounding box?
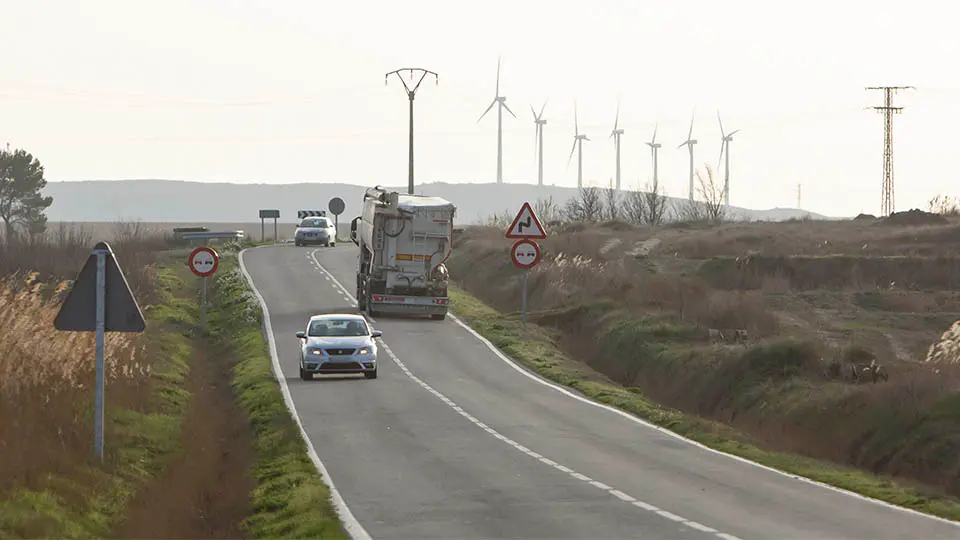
[207,247,345,539]
[448,284,960,522]
[0,266,194,538]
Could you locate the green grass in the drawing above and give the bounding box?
[207,247,345,539]
[448,284,960,522]
[0,267,194,539]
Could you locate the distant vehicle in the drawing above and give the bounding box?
[295,313,382,380]
[294,216,337,247]
[350,186,456,320]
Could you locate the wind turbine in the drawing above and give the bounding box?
[717,111,740,206]
[477,57,516,184]
[677,109,697,201]
[609,100,624,191]
[645,123,661,189]
[567,101,590,188]
[531,101,547,187]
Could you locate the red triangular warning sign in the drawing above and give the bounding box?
[505,201,547,239]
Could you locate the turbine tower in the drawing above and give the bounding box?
[717,111,740,206]
[531,101,547,187]
[677,109,697,201]
[609,100,624,191]
[645,123,661,189]
[477,57,516,184]
[567,101,590,189]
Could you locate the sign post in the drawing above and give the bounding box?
[505,202,548,331]
[189,246,220,330]
[53,241,147,463]
[328,197,346,243]
[259,209,280,243]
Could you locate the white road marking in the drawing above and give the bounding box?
[304,248,737,539]
[657,510,686,522]
[686,521,719,533]
[238,249,372,540]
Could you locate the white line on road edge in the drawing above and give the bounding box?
[307,249,739,540]
[238,248,372,540]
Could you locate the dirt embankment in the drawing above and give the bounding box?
[698,255,960,291]
[450,224,960,499]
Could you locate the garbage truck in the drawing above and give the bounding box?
[350,186,456,320]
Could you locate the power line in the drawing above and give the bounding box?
[866,86,913,217]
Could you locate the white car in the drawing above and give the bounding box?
[296,314,382,380]
[294,216,337,247]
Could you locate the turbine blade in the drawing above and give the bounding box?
[502,101,517,118]
[687,110,695,141]
[539,100,547,118]
[652,122,658,144]
[568,138,577,165]
[718,110,725,138]
[729,129,740,137]
[677,141,687,150]
[477,99,496,123]
[718,141,725,170]
[614,100,620,132]
[574,101,579,135]
[530,104,537,119]
[496,56,501,97]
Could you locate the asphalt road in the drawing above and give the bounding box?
[241,244,960,540]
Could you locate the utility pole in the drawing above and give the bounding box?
[866,86,913,217]
[386,68,439,195]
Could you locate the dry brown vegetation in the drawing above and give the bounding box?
[0,224,165,498]
[0,223,261,538]
[451,201,960,499]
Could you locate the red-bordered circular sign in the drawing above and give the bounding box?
[188,246,220,277]
[510,240,541,270]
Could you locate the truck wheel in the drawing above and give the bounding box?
[364,368,378,379]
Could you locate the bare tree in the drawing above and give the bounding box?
[695,163,726,222]
[565,186,604,222]
[603,186,621,221]
[928,194,960,216]
[642,179,669,226]
[623,188,645,225]
[534,196,561,223]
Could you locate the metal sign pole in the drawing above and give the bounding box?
[521,269,528,331]
[201,276,207,330]
[261,218,265,242]
[273,218,278,243]
[94,248,107,462]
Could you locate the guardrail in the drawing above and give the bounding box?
[179,231,245,240]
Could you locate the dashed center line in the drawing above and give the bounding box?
[306,249,743,540]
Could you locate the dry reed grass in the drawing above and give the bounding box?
[0,223,164,496]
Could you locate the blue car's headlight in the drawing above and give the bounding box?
[309,348,322,356]
[358,347,370,355]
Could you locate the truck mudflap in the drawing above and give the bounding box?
[369,294,449,315]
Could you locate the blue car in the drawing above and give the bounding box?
[296,314,382,380]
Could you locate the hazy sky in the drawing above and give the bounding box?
[2,0,959,217]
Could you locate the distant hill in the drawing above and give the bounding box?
[43,179,830,224]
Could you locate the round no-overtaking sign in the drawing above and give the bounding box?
[189,246,220,277]
[510,240,541,270]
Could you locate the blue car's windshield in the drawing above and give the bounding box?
[308,319,368,337]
